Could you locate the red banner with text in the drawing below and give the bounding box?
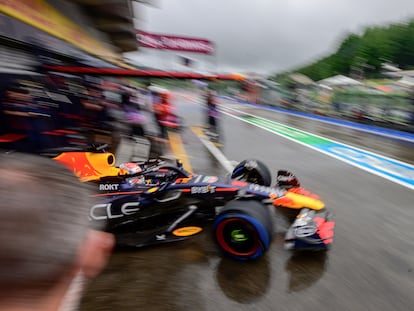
[137,30,215,55]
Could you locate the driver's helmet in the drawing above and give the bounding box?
[119,162,142,175]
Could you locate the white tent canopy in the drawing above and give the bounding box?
[397,75,414,87]
[318,75,362,87]
[288,73,315,85]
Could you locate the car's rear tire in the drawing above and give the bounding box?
[213,200,274,260]
[231,159,272,186]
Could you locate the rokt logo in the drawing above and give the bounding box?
[99,184,119,191]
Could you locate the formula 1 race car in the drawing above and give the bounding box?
[51,145,335,260]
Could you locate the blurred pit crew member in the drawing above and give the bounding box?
[153,91,174,139]
[205,89,219,134]
[122,91,147,138]
[0,152,114,311]
[81,83,111,144]
[1,85,47,151]
[153,92,170,138]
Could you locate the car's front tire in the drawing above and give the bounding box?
[213,199,274,260]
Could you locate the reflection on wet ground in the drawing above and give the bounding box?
[80,234,215,311]
[80,232,330,310]
[216,256,271,304]
[285,252,327,293]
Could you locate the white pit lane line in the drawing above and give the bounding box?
[192,97,414,190]
[218,104,414,190]
[190,126,235,174]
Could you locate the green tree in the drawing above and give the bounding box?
[270,19,414,81]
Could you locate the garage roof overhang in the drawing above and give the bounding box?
[71,0,141,53]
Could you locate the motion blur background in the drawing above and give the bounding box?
[1,0,414,153]
[1,1,414,311]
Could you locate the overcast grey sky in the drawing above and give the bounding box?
[125,0,414,75]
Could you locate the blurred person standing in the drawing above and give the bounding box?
[205,89,220,136]
[121,90,147,138]
[80,82,112,144]
[1,84,51,152]
[153,91,173,139]
[0,152,114,311]
[142,82,155,112]
[1,85,35,150]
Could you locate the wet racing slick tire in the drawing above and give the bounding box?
[231,159,272,186]
[213,199,274,260]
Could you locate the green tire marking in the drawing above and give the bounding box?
[231,229,248,242]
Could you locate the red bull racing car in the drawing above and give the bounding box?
[52,146,335,260]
